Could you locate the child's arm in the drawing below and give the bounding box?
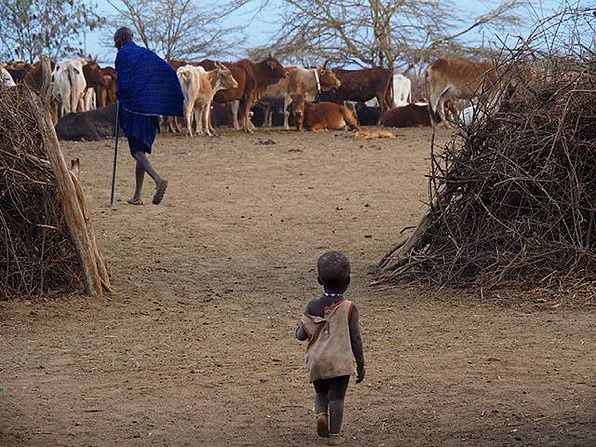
[295,321,308,341]
[348,305,365,383]
[295,300,314,341]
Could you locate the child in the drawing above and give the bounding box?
[296,251,365,446]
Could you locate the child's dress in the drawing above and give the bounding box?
[299,299,355,382]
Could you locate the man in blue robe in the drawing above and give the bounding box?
[114,27,184,205]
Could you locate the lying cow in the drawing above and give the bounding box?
[289,94,359,132]
[344,102,381,126]
[55,103,117,141]
[381,103,434,127]
[177,62,238,136]
[260,66,341,129]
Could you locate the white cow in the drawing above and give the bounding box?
[52,58,88,116]
[83,87,96,111]
[392,74,411,107]
[177,63,238,136]
[1,66,16,87]
[365,73,411,108]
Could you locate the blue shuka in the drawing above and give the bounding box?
[115,41,184,154]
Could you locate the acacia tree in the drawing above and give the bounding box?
[250,0,527,69]
[0,0,105,62]
[107,0,247,60]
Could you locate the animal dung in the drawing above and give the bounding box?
[352,130,396,140]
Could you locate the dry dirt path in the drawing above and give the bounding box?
[1,128,594,446]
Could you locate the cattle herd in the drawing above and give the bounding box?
[0,54,504,141]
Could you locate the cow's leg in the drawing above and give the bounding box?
[194,104,204,136]
[240,99,253,133]
[204,101,212,136]
[231,100,240,130]
[185,102,194,137]
[429,85,450,126]
[283,96,290,130]
[208,104,215,134]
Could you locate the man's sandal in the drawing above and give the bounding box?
[152,179,168,205]
[127,197,143,205]
[316,412,329,438]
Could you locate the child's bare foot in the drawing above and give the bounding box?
[316,413,329,438]
[328,434,345,445]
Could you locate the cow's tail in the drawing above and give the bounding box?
[177,71,193,101]
[342,106,360,131]
[67,65,77,113]
[385,74,394,109]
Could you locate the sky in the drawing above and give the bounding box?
[87,0,566,65]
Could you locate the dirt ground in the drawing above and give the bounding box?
[1,127,595,447]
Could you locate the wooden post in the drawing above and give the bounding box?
[23,87,110,295]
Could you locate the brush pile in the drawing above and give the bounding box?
[0,83,110,298]
[378,8,596,291]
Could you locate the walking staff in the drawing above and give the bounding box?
[109,101,120,207]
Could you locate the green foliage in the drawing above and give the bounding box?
[0,0,106,62]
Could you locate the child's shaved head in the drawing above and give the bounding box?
[317,251,351,291]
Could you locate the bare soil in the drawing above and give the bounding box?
[1,127,594,447]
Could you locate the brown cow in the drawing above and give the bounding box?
[199,56,288,133]
[82,59,106,91]
[4,61,32,83]
[98,66,117,107]
[426,57,498,125]
[260,66,341,129]
[23,60,56,91]
[289,94,359,132]
[318,67,393,123]
[381,101,460,127]
[382,103,435,127]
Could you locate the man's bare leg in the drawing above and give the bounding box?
[128,160,146,204]
[130,151,167,205]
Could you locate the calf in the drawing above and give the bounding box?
[177,62,238,136]
[55,103,117,141]
[289,94,359,132]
